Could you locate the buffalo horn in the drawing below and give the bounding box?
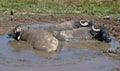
[92,25,100,32]
[80,20,88,26]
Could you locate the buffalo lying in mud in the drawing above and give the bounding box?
[52,20,111,42]
[9,24,60,52]
[48,20,94,39]
[8,20,111,52]
[60,25,111,42]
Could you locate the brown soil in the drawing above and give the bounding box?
[0,14,120,42]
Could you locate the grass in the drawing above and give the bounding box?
[0,0,120,17]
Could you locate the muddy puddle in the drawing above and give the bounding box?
[0,35,120,71]
[0,24,120,71]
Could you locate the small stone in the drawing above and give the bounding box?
[104,16,110,20]
[117,17,120,21]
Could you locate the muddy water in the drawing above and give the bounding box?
[0,24,120,71]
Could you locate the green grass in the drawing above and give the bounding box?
[0,0,120,17]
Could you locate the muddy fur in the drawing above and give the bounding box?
[60,27,93,41]
[54,21,79,31]
[47,20,93,40]
[54,20,92,31]
[22,28,59,52]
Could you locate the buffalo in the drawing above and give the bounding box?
[60,25,111,42]
[9,24,60,52]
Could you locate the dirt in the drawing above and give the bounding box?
[0,14,120,41]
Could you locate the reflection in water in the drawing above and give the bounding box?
[63,40,110,51]
[9,40,62,59]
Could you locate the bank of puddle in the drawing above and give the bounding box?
[0,23,120,71]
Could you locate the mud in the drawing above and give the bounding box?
[0,15,120,71]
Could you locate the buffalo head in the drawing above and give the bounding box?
[90,25,111,43]
[8,25,25,40]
